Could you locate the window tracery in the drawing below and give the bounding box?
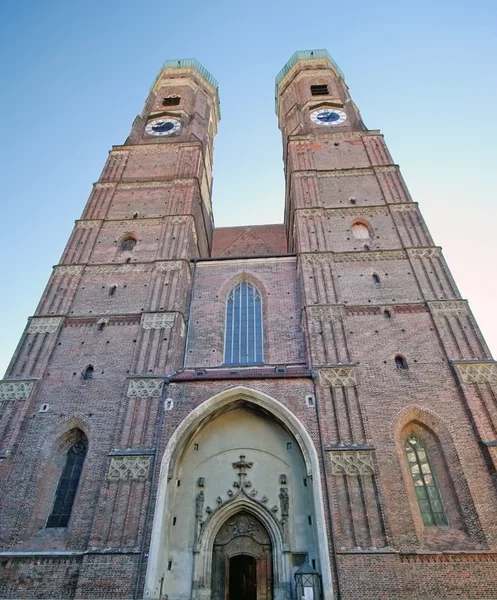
[224,281,263,365]
[46,434,88,528]
[405,435,448,526]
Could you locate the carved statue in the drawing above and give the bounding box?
[196,491,204,518]
[279,487,289,517]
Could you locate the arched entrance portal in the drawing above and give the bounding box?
[212,511,272,600]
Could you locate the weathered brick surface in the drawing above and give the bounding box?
[1,55,497,599]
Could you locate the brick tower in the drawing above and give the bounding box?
[1,51,497,600]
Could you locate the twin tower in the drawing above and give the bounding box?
[1,51,497,600]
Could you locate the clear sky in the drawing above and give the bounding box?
[1,0,496,374]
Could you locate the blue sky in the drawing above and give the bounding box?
[1,0,496,373]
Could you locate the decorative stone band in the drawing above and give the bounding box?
[156,261,184,272]
[27,317,63,334]
[399,552,497,564]
[330,450,374,476]
[53,260,185,277]
[408,247,441,259]
[141,312,175,330]
[127,378,164,398]
[0,380,35,400]
[428,300,469,317]
[334,249,407,263]
[453,361,497,384]
[75,220,101,229]
[294,164,397,179]
[308,306,344,323]
[391,203,418,213]
[298,205,389,218]
[107,455,151,481]
[318,366,358,388]
[53,265,84,276]
[302,249,407,265]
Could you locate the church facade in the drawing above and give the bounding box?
[1,50,497,600]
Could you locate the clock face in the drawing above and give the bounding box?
[310,108,347,126]
[145,117,181,136]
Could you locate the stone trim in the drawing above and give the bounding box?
[391,203,418,213]
[0,380,35,400]
[298,206,389,217]
[93,182,116,189]
[86,263,155,275]
[27,317,63,334]
[116,179,198,189]
[333,249,406,262]
[53,260,187,277]
[141,312,175,330]
[374,165,398,173]
[75,220,101,229]
[302,249,407,265]
[308,306,344,322]
[429,300,468,316]
[318,366,358,388]
[294,167,375,179]
[400,552,497,564]
[127,378,164,398]
[453,361,497,384]
[156,260,184,272]
[53,265,84,276]
[107,455,151,481]
[408,247,441,259]
[330,450,374,475]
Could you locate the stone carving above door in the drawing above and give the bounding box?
[195,454,288,545]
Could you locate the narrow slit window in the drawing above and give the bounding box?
[46,436,87,528]
[224,281,263,365]
[372,273,381,284]
[395,355,408,370]
[405,435,448,526]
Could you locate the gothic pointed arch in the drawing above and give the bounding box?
[393,405,484,548]
[224,280,263,365]
[145,386,334,600]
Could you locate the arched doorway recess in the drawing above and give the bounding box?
[212,511,272,600]
[144,386,334,600]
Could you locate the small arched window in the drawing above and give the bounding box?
[372,273,381,284]
[120,237,136,252]
[97,320,107,332]
[405,435,448,526]
[351,222,370,240]
[82,365,94,380]
[395,355,408,370]
[109,285,117,296]
[383,309,392,319]
[224,281,263,365]
[46,434,88,528]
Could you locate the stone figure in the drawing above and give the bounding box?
[196,490,204,518]
[279,487,289,517]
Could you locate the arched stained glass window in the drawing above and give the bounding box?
[46,436,88,528]
[405,435,448,526]
[224,282,263,365]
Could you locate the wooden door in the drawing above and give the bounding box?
[228,555,257,600]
